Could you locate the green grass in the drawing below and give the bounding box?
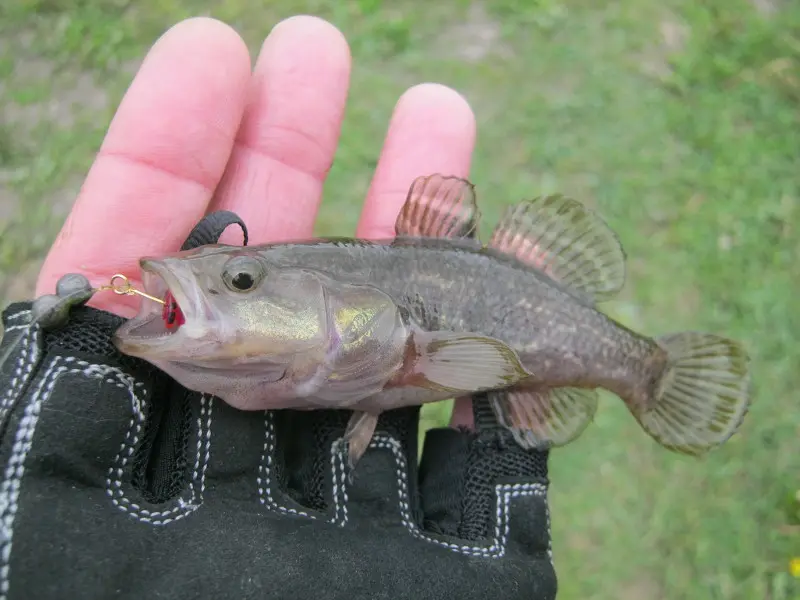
[1,0,799,597]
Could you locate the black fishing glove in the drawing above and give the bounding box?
[0,300,556,600]
[0,213,556,600]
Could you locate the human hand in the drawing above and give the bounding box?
[37,14,483,426]
[0,16,557,599]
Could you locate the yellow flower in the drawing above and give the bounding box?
[791,557,800,578]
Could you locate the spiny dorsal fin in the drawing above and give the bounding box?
[395,174,481,240]
[489,195,626,302]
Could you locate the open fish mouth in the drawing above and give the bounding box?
[114,259,207,344]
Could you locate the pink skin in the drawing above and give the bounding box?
[35,16,477,428]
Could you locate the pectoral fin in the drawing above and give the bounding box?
[405,331,532,395]
[488,384,598,450]
[489,194,626,302]
[395,174,481,239]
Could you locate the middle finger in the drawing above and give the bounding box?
[209,16,351,243]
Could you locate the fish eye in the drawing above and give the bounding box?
[221,256,265,293]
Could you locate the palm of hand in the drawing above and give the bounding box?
[34,15,478,427]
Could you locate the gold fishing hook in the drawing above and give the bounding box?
[95,274,165,305]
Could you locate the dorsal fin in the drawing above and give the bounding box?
[488,194,626,301]
[395,174,481,240]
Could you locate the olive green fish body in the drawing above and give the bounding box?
[113,174,751,469]
[253,238,661,412]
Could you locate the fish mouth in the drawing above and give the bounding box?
[113,258,210,354]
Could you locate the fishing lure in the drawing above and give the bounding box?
[0,211,248,383]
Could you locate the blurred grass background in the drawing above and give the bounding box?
[1,0,799,598]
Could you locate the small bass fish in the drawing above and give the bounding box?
[113,174,751,467]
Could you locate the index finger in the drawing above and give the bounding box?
[35,18,252,315]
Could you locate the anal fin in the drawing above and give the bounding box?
[489,195,626,302]
[488,383,598,450]
[395,174,480,240]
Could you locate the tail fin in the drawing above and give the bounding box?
[637,332,751,456]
